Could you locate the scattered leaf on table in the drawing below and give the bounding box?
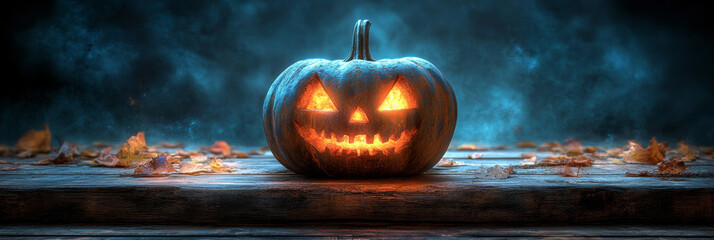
[95,147,121,167]
[626,171,649,177]
[80,150,99,158]
[190,153,208,163]
[159,142,185,148]
[466,152,483,159]
[517,141,536,148]
[209,157,232,173]
[437,158,464,167]
[583,147,600,153]
[674,141,698,161]
[607,148,624,157]
[519,154,537,166]
[562,166,580,177]
[656,158,688,175]
[562,138,581,152]
[0,160,7,164]
[623,137,665,164]
[52,141,76,164]
[2,167,18,171]
[492,145,506,150]
[456,144,486,151]
[133,155,176,176]
[34,158,52,165]
[116,132,155,167]
[15,123,51,153]
[203,141,231,155]
[475,165,511,179]
[541,155,593,167]
[179,162,211,174]
[608,157,625,165]
[16,149,34,158]
[259,146,271,152]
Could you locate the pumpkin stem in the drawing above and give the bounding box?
[345,19,375,62]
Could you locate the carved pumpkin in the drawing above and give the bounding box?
[263,20,457,177]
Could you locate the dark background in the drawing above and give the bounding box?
[1,0,713,147]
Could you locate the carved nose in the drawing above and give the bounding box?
[349,107,369,123]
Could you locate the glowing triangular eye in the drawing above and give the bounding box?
[349,107,369,123]
[378,75,417,111]
[297,78,337,111]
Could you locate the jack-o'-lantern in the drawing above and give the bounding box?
[263,20,457,177]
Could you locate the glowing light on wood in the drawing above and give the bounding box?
[295,123,416,156]
[378,77,417,111]
[298,80,337,111]
[349,107,369,123]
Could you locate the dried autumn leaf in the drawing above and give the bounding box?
[562,166,580,177]
[626,171,649,177]
[519,154,537,166]
[133,155,176,176]
[116,132,154,167]
[52,141,75,164]
[80,150,99,158]
[34,158,52,165]
[190,153,208,163]
[492,145,506,150]
[607,148,623,157]
[15,123,51,153]
[178,162,211,174]
[95,147,121,167]
[204,141,231,155]
[2,167,18,171]
[466,152,483,159]
[674,141,698,161]
[608,158,625,165]
[437,158,464,167]
[209,157,232,173]
[517,141,536,148]
[159,142,185,148]
[541,155,593,167]
[172,150,191,158]
[0,160,7,164]
[540,142,560,148]
[623,137,665,164]
[656,158,688,175]
[562,138,581,152]
[480,165,511,179]
[16,149,34,158]
[583,147,600,153]
[456,144,486,151]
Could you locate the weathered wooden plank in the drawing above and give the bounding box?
[0,225,712,238]
[2,158,713,176]
[0,173,712,224]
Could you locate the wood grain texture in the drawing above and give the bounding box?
[1,150,713,225]
[0,224,712,238]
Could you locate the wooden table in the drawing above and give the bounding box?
[1,149,713,238]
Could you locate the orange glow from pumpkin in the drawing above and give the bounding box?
[296,123,416,156]
[349,107,369,123]
[298,80,337,111]
[378,77,417,111]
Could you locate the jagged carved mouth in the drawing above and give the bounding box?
[295,123,416,156]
